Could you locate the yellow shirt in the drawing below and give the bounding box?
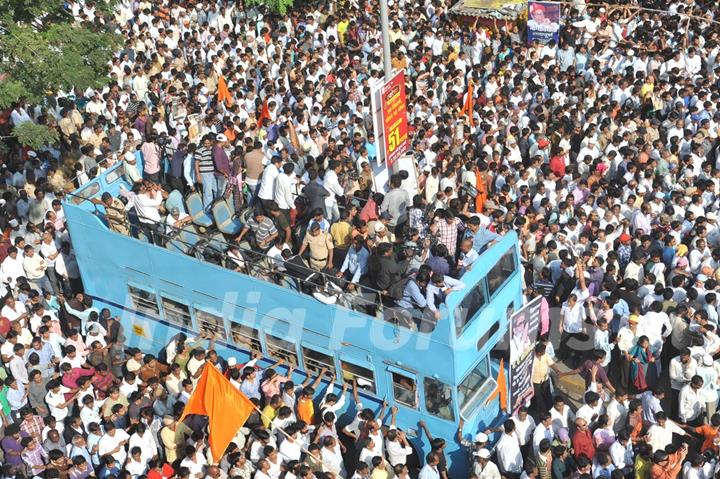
[635,455,651,479]
[531,353,554,384]
[261,404,278,428]
[330,221,352,249]
[337,20,349,43]
[640,82,654,100]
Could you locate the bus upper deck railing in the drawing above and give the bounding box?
[63,188,455,335]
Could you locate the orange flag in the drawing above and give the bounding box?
[179,364,255,462]
[486,357,507,411]
[217,76,233,107]
[459,81,474,127]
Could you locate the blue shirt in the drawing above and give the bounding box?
[340,247,369,283]
[472,227,501,252]
[398,279,427,309]
[240,372,263,400]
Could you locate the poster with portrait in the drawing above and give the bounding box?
[509,296,542,412]
[527,1,561,44]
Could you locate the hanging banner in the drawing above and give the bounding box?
[380,70,410,169]
[527,1,561,44]
[509,296,543,412]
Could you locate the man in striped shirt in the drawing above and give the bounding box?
[194,135,215,209]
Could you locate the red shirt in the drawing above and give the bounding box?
[549,155,566,177]
[572,429,595,460]
[147,463,174,479]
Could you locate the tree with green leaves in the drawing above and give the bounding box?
[245,0,295,15]
[0,0,119,147]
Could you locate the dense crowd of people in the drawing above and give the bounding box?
[3,0,720,477]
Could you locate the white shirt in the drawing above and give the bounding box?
[419,464,441,479]
[46,386,72,421]
[129,431,158,465]
[98,429,130,464]
[273,173,295,210]
[532,423,553,455]
[133,193,163,224]
[669,356,698,390]
[609,441,633,469]
[678,384,705,422]
[258,164,280,201]
[180,454,207,478]
[512,416,536,446]
[606,399,628,434]
[561,298,588,333]
[323,170,344,207]
[279,438,302,463]
[496,432,523,474]
[647,421,685,452]
[386,438,413,466]
[550,405,575,434]
[474,459,501,479]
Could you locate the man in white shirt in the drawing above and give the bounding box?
[646,412,686,452]
[606,389,629,434]
[669,349,697,418]
[322,160,344,222]
[609,430,634,472]
[98,422,130,465]
[511,407,536,455]
[273,163,296,216]
[532,412,554,456]
[257,156,282,211]
[418,452,441,479]
[678,376,706,425]
[495,420,523,476]
[0,247,25,289]
[386,428,413,467]
[45,379,77,422]
[641,388,666,425]
[473,449,501,479]
[1,295,28,326]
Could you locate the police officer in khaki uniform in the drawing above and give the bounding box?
[299,223,334,271]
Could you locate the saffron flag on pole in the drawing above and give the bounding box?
[459,81,474,127]
[216,76,233,107]
[485,357,508,411]
[179,364,255,462]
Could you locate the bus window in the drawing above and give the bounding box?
[423,377,455,421]
[487,250,516,297]
[302,347,335,377]
[340,361,376,394]
[160,296,192,328]
[229,322,262,353]
[454,283,487,334]
[195,309,226,339]
[266,334,298,366]
[457,357,493,417]
[128,285,159,316]
[392,372,418,409]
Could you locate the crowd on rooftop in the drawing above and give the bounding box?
[2,0,720,477]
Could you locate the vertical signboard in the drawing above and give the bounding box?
[509,296,543,412]
[379,70,410,169]
[527,1,561,44]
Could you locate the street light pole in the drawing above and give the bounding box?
[379,0,393,80]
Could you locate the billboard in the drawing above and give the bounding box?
[380,70,410,169]
[527,1,561,44]
[509,296,543,412]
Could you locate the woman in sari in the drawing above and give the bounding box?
[629,335,655,393]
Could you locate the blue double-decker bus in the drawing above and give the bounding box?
[63,162,523,476]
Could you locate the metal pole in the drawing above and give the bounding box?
[379,0,392,80]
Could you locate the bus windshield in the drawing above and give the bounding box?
[457,356,494,417]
